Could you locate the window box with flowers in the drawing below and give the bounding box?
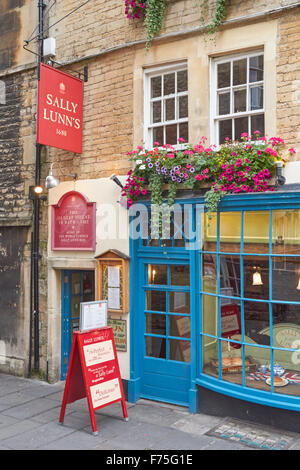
[121,133,295,215]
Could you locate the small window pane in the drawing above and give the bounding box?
[166,124,177,145]
[153,126,164,146]
[179,95,188,118]
[233,59,247,85]
[245,344,270,391]
[164,73,175,95]
[217,62,230,88]
[244,301,270,345]
[220,211,241,253]
[146,291,166,311]
[249,55,264,83]
[203,213,217,252]
[169,292,190,314]
[251,114,264,137]
[220,255,241,298]
[203,294,217,336]
[250,86,264,110]
[234,116,248,140]
[202,337,218,378]
[151,76,162,98]
[148,264,167,285]
[169,316,190,338]
[146,313,166,335]
[202,254,217,294]
[165,98,175,121]
[243,256,269,300]
[272,210,300,255]
[218,92,230,115]
[169,339,191,362]
[177,70,188,92]
[146,336,166,358]
[220,299,241,341]
[179,122,188,142]
[272,257,300,302]
[170,265,189,286]
[244,211,269,254]
[234,89,246,113]
[219,119,232,143]
[152,101,161,123]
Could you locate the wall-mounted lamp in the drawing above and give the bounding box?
[45,163,60,189]
[275,161,286,186]
[110,174,124,189]
[29,185,47,200]
[252,267,263,286]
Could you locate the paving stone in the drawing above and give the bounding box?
[1,398,60,420]
[0,419,41,442]
[38,429,107,450]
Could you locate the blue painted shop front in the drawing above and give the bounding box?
[128,192,300,414]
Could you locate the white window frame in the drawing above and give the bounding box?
[210,50,264,146]
[144,63,188,149]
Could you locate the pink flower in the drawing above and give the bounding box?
[178,137,185,142]
[245,144,252,150]
[167,153,175,158]
[141,189,147,195]
[289,148,296,154]
[241,132,249,138]
[153,141,160,146]
[257,150,262,156]
[195,174,203,181]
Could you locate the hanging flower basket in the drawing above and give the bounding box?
[121,134,294,214]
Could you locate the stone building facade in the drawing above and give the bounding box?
[0,1,300,410]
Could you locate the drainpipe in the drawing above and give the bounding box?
[31,0,44,373]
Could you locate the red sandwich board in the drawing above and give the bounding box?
[59,327,128,435]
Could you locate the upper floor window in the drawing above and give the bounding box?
[144,64,188,148]
[211,52,264,145]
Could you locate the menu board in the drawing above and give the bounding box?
[80,300,107,332]
[59,327,128,434]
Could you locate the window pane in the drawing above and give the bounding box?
[164,73,175,95]
[244,301,270,345]
[251,114,264,137]
[220,299,241,342]
[203,294,217,336]
[244,211,269,254]
[217,62,230,88]
[146,291,166,311]
[165,98,175,121]
[220,340,243,385]
[179,95,188,118]
[146,313,166,335]
[170,265,189,286]
[250,86,264,110]
[153,126,164,146]
[177,70,188,92]
[243,256,269,300]
[272,257,300,302]
[234,116,248,140]
[220,211,241,252]
[202,336,218,378]
[146,336,166,358]
[219,119,232,143]
[169,292,190,314]
[233,58,247,85]
[203,254,217,294]
[272,210,300,255]
[273,303,300,346]
[169,316,190,338]
[148,264,167,285]
[203,213,217,251]
[218,92,230,115]
[152,100,161,123]
[234,89,246,113]
[220,256,241,298]
[169,339,190,362]
[151,76,162,98]
[166,124,177,145]
[179,122,188,142]
[249,55,264,83]
[274,348,300,396]
[245,344,271,391]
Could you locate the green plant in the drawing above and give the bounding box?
[122,134,292,216]
[144,0,166,50]
[200,0,227,35]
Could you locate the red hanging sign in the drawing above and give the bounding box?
[51,191,96,251]
[59,327,128,435]
[37,63,84,154]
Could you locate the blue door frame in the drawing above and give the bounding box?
[128,192,300,413]
[61,270,95,380]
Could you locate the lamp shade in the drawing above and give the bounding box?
[45,163,60,189]
[252,270,263,286]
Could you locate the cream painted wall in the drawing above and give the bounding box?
[46,176,131,381]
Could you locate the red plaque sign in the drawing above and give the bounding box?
[52,191,96,251]
[59,327,128,435]
[37,63,84,154]
[221,304,241,349]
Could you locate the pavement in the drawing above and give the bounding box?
[0,372,300,451]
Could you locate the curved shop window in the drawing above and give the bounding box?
[200,208,300,410]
